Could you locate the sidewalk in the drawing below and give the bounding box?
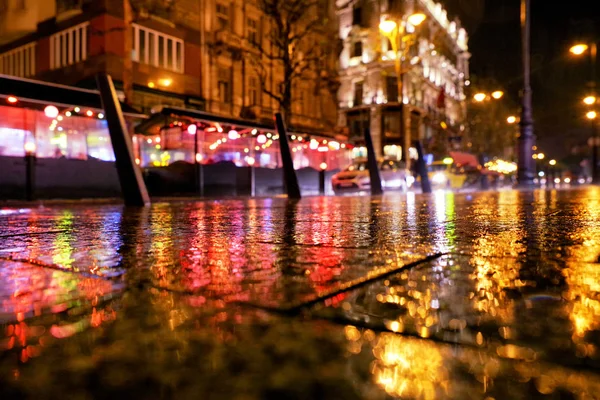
[1,188,600,398]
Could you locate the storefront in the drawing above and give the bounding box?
[0,75,144,199]
[134,107,353,173]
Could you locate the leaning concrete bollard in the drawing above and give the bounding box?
[96,73,150,206]
[275,113,301,199]
[364,128,383,195]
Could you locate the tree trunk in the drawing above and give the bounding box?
[282,62,293,128]
[123,0,134,106]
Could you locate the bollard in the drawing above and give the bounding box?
[24,153,35,201]
[275,113,301,199]
[250,166,256,197]
[478,153,490,190]
[413,141,432,193]
[96,73,150,206]
[193,129,203,196]
[364,128,383,195]
[319,169,326,195]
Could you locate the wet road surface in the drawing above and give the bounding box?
[2,188,600,398]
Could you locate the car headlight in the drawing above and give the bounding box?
[406,176,415,187]
[432,172,446,184]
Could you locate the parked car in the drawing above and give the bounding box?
[332,158,413,193]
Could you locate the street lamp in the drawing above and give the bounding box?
[507,115,517,124]
[570,41,598,182]
[570,44,589,56]
[549,159,557,166]
[379,12,426,169]
[517,0,536,187]
[491,90,504,99]
[407,13,427,26]
[473,93,487,102]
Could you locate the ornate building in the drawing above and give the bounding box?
[336,0,470,164]
[0,0,338,136]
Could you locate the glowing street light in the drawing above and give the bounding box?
[583,95,597,105]
[537,153,545,160]
[507,116,517,124]
[587,111,598,120]
[473,93,486,102]
[570,44,589,55]
[549,159,557,166]
[407,13,427,27]
[378,12,426,170]
[491,90,504,99]
[379,20,397,35]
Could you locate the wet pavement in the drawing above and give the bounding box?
[1,188,600,399]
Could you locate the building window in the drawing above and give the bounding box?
[352,6,362,26]
[353,82,363,106]
[383,110,401,138]
[298,89,306,115]
[15,0,27,11]
[249,76,258,105]
[216,3,230,30]
[352,41,363,58]
[247,17,258,45]
[386,76,398,102]
[218,67,231,103]
[49,22,88,70]
[133,24,184,73]
[0,43,36,77]
[387,0,401,13]
[347,110,369,140]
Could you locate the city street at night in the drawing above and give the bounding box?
[2,188,600,398]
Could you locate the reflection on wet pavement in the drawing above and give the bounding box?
[1,188,600,398]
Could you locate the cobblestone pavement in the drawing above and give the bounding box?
[1,188,600,399]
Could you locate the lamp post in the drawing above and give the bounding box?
[24,141,36,201]
[587,111,598,183]
[571,42,598,182]
[517,0,536,187]
[379,12,426,170]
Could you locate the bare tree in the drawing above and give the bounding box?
[245,0,339,126]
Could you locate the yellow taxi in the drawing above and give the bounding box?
[427,158,471,189]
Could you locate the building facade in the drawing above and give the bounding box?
[0,0,338,136]
[337,0,470,163]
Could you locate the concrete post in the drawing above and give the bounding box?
[364,128,383,195]
[24,153,35,201]
[96,73,150,206]
[275,113,301,199]
[414,140,432,193]
[478,153,490,190]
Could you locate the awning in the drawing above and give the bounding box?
[0,74,144,117]
[449,151,480,168]
[135,106,336,140]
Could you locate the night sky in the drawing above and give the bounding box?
[446,0,600,160]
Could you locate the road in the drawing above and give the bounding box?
[1,188,600,398]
